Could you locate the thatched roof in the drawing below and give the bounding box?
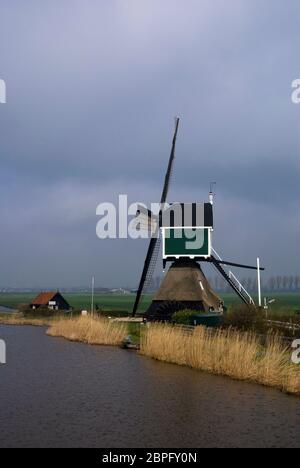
[154,260,220,310]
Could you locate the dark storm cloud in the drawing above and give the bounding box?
[0,0,299,287]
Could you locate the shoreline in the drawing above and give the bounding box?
[2,315,300,397]
[0,306,16,313]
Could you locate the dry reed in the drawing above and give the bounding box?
[140,323,300,395]
[0,315,50,327]
[46,315,128,346]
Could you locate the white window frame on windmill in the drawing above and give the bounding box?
[162,226,212,260]
[161,203,213,261]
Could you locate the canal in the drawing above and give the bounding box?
[0,325,299,448]
[0,306,15,313]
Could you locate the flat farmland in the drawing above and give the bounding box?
[0,292,299,315]
[0,293,152,313]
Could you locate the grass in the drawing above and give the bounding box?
[227,292,300,316]
[1,292,300,316]
[2,308,300,396]
[127,322,142,344]
[140,323,300,396]
[46,315,128,346]
[0,312,55,327]
[0,293,153,313]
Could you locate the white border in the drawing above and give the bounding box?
[161,227,212,259]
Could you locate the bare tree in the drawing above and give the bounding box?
[276,276,282,291]
[288,276,295,291]
[282,276,289,291]
[268,277,276,292]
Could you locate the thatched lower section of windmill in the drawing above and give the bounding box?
[146,259,223,322]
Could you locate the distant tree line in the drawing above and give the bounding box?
[146,275,300,293]
[208,276,300,293]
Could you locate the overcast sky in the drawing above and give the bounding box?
[0,0,299,288]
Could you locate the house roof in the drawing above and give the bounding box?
[31,291,57,305]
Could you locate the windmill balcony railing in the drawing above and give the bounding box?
[211,247,255,305]
[228,271,255,305]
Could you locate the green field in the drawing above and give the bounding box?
[0,293,152,313]
[0,292,300,316]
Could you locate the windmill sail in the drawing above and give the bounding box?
[132,118,180,317]
[133,205,158,235]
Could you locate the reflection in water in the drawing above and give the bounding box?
[0,325,299,448]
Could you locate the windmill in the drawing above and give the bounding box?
[132,118,264,321]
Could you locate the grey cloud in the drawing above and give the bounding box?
[0,0,299,287]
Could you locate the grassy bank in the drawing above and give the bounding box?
[140,324,300,395]
[2,310,300,396]
[0,313,52,327]
[46,316,128,346]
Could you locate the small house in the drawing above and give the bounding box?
[30,291,70,311]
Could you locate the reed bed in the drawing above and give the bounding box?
[0,314,50,327]
[47,315,128,346]
[140,324,300,395]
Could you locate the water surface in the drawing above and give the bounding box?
[0,325,299,448]
[0,306,15,313]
